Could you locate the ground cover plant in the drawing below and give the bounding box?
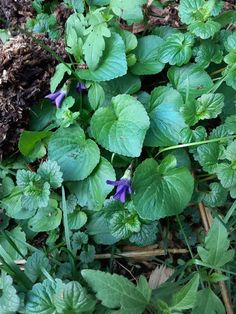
[1,0,236,313]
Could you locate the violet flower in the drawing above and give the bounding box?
[45,91,66,108]
[106,178,132,203]
[76,81,86,93]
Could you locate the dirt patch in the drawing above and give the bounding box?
[0,35,66,159]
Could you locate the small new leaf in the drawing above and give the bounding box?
[37,160,63,189]
[197,218,235,267]
[170,273,199,311]
[83,11,111,70]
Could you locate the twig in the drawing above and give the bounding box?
[115,260,137,283]
[94,248,188,259]
[198,202,233,314]
[2,248,189,268]
[198,202,210,232]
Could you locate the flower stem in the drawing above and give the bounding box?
[156,134,236,157]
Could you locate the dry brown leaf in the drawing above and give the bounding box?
[149,264,174,289]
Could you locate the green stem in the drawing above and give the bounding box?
[156,134,236,157]
[210,67,226,76]
[224,200,236,224]
[176,215,205,288]
[61,186,72,252]
[198,174,217,182]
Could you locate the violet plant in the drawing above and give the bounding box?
[0,0,236,313]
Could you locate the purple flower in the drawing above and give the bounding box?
[76,81,86,93]
[45,91,66,108]
[106,178,132,203]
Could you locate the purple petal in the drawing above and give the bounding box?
[55,92,66,108]
[76,82,86,93]
[45,91,61,101]
[114,188,126,203]
[128,185,132,194]
[106,180,118,186]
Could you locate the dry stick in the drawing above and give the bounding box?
[93,248,188,259]
[198,202,210,232]
[198,202,233,314]
[8,248,188,268]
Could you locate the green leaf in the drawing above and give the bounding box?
[18,130,51,157]
[194,40,223,68]
[159,33,194,66]
[179,0,206,25]
[168,63,213,98]
[65,13,85,62]
[209,272,229,283]
[202,182,228,207]
[86,212,117,245]
[50,63,72,93]
[144,86,186,147]
[27,13,60,39]
[82,269,149,314]
[54,281,96,313]
[224,115,236,133]
[130,35,164,75]
[132,157,194,220]
[216,162,236,189]
[28,199,62,232]
[83,13,111,70]
[24,252,51,283]
[64,0,84,13]
[109,211,141,240]
[129,222,157,246]
[1,188,36,219]
[21,182,50,211]
[67,157,116,211]
[196,93,224,119]
[192,288,225,314]
[152,25,180,40]
[115,29,138,53]
[0,29,10,44]
[188,20,221,39]
[29,100,56,131]
[197,217,235,267]
[170,274,199,311]
[0,176,14,198]
[88,0,110,5]
[0,273,20,314]
[18,171,50,210]
[110,0,146,24]
[0,227,27,260]
[214,10,236,27]
[101,72,141,107]
[216,140,236,188]
[194,142,224,174]
[68,210,87,230]
[72,231,88,251]
[136,276,152,304]
[225,32,236,52]
[78,33,127,81]
[80,244,96,263]
[37,160,63,189]
[88,83,105,110]
[224,65,236,91]
[26,279,63,313]
[183,93,224,125]
[48,125,100,181]
[90,94,150,157]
